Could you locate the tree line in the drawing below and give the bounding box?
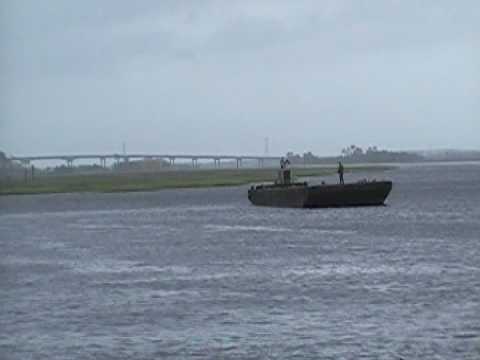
[287,145,424,164]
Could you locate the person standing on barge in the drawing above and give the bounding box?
[338,161,345,185]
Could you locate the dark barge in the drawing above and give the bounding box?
[248,169,392,208]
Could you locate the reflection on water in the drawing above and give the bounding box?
[1,164,480,359]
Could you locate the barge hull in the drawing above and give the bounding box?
[248,181,392,208]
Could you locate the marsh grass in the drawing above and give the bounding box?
[0,166,393,195]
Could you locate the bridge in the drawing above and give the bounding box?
[10,153,283,169]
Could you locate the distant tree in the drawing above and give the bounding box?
[0,151,24,177]
[286,152,303,164]
[303,151,319,164]
[341,145,364,158]
[339,145,422,163]
[0,151,12,169]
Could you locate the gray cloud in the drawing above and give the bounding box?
[1,1,479,156]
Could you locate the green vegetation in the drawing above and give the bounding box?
[287,145,423,164]
[0,166,393,196]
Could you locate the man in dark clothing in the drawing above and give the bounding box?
[338,161,344,185]
[280,158,290,169]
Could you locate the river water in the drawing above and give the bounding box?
[1,164,479,359]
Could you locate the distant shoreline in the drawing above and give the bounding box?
[292,159,480,168]
[0,165,394,196]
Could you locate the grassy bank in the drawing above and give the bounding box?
[0,165,393,196]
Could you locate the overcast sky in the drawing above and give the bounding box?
[1,0,479,156]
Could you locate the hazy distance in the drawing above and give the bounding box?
[1,1,479,157]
